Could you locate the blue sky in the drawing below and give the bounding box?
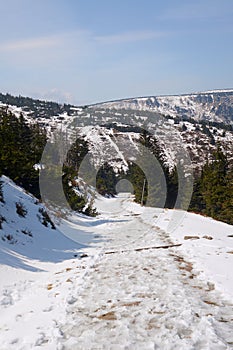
[0,0,233,105]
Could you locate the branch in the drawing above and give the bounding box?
[104,243,182,255]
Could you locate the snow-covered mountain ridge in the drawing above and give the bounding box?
[94,89,233,124]
[0,90,232,173]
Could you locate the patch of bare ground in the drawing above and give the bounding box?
[203,300,219,306]
[47,284,53,290]
[97,311,117,321]
[121,301,141,307]
[184,235,200,240]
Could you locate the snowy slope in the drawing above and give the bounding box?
[94,89,233,124]
[0,176,86,265]
[0,175,106,263]
[1,91,233,172]
[0,191,233,349]
[0,177,105,349]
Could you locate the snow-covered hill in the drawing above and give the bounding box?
[0,176,99,267]
[94,89,233,124]
[0,91,233,173]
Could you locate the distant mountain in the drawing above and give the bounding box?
[0,90,232,173]
[94,89,233,124]
[0,92,76,119]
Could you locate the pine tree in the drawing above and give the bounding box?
[201,148,228,218]
[96,163,118,196]
[189,146,232,225]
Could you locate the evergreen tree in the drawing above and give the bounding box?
[65,136,89,170]
[0,109,46,197]
[96,163,118,196]
[137,130,178,208]
[62,137,97,215]
[201,148,228,218]
[189,147,232,225]
[125,162,147,204]
[0,109,97,216]
[165,167,178,208]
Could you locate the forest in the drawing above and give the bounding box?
[0,107,96,216]
[94,130,233,225]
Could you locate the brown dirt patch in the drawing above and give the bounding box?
[184,235,200,240]
[47,284,53,290]
[98,311,117,321]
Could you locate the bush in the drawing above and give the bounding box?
[16,202,27,217]
[83,204,98,217]
[2,234,17,244]
[0,215,6,229]
[21,229,33,237]
[38,208,56,229]
[0,181,4,203]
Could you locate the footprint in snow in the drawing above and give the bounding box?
[67,296,77,305]
[43,306,53,312]
[15,314,22,321]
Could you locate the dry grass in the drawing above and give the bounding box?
[202,235,213,240]
[121,301,141,307]
[47,284,53,290]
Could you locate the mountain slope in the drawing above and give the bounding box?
[0,90,232,173]
[94,89,233,124]
[0,176,94,269]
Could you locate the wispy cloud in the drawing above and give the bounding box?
[95,30,166,45]
[0,30,91,53]
[0,35,62,52]
[0,29,166,55]
[0,30,93,69]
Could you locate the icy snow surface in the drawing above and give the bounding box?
[0,181,233,349]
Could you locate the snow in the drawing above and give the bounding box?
[204,89,233,94]
[94,90,233,124]
[80,125,140,172]
[0,180,233,349]
[2,92,232,175]
[155,210,233,300]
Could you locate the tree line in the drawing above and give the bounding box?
[189,147,233,225]
[94,131,232,225]
[0,108,96,216]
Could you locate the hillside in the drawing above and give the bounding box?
[1,91,232,172]
[0,176,94,265]
[0,91,232,225]
[95,89,233,124]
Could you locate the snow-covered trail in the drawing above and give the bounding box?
[0,191,232,349]
[57,195,233,350]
